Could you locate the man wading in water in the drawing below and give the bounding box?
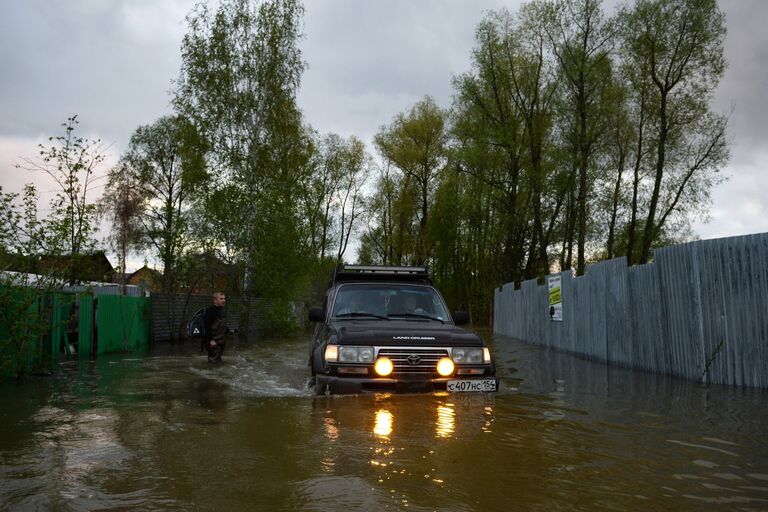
[204,291,229,363]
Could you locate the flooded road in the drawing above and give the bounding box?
[1,334,767,511]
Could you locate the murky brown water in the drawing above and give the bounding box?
[1,333,767,511]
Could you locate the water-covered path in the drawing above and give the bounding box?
[1,334,767,511]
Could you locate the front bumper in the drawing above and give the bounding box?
[316,374,498,394]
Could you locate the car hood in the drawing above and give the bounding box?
[330,320,485,347]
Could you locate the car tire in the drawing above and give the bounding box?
[314,375,328,396]
[312,349,326,377]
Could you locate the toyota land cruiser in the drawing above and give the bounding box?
[308,265,498,395]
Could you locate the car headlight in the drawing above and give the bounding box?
[324,344,339,362]
[452,347,484,364]
[436,357,455,376]
[338,345,374,363]
[374,357,394,376]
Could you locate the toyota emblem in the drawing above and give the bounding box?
[406,354,421,365]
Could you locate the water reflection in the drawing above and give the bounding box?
[367,398,484,441]
[323,417,339,441]
[373,409,393,439]
[435,403,455,438]
[1,335,767,511]
[483,405,494,433]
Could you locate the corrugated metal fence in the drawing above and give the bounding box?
[1,287,151,377]
[494,233,768,388]
[63,284,145,296]
[96,295,151,354]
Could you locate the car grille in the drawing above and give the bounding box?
[377,348,449,374]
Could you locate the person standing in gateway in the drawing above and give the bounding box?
[204,291,229,363]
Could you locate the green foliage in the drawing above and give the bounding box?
[429,168,504,321]
[13,116,104,284]
[99,162,143,290]
[300,256,338,306]
[0,117,109,375]
[112,115,207,293]
[543,0,618,274]
[356,0,729,323]
[620,0,728,263]
[90,0,729,333]
[448,7,561,285]
[259,300,299,338]
[174,0,311,303]
[374,96,448,264]
[302,133,371,262]
[357,166,420,266]
[0,184,68,377]
[0,285,50,378]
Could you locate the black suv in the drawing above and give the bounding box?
[308,265,497,395]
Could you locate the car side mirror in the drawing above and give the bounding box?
[453,310,469,325]
[308,307,325,323]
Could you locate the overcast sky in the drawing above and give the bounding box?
[1,0,766,271]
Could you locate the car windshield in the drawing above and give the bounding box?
[331,284,449,321]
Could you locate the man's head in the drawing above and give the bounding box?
[213,292,226,307]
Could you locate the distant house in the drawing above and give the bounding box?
[125,265,163,292]
[8,251,116,283]
[179,253,242,295]
[116,255,240,295]
[43,251,115,283]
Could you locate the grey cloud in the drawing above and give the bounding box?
[713,0,768,154]
[0,1,190,145]
[1,0,766,244]
[299,0,514,142]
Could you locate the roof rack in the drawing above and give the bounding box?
[331,264,432,285]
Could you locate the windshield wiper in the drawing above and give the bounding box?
[387,313,445,324]
[335,312,391,320]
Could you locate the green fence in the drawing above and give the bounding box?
[1,286,151,377]
[51,293,66,362]
[96,295,151,354]
[78,294,94,359]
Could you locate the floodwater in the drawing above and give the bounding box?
[1,334,767,511]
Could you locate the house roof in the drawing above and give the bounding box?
[4,251,114,283]
[127,265,162,280]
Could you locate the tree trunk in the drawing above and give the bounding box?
[576,82,589,276]
[640,91,667,264]
[606,148,626,260]
[626,95,645,266]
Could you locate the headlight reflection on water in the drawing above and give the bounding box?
[435,403,456,438]
[483,405,494,433]
[323,417,339,441]
[321,417,339,473]
[371,399,488,441]
[371,409,395,476]
[374,409,393,439]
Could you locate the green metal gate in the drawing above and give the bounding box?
[1,288,151,379]
[95,295,151,354]
[78,294,94,359]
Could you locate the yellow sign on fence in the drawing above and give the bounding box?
[548,275,562,321]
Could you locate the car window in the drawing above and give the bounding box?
[331,284,449,320]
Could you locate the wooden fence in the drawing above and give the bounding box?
[494,232,768,388]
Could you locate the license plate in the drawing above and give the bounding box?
[447,378,498,392]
